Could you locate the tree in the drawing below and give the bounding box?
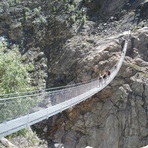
[0,41,37,123]
[0,42,34,94]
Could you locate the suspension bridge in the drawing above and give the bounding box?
[0,31,130,138]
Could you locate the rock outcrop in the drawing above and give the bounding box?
[17,26,148,148]
[32,28,148,148]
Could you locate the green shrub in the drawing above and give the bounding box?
[33,7,41,16]
[131,25,138,31]
[33,15,47,24]
[7,128,41,146]
[0,41,36,123]
[52,6,57,11]
[71,15,76,22]
[25,7,30,11]
[15,0,20,4]
[68,4,75,12]
[0,43,34,94]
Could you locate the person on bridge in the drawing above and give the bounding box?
[99,76,103,87]
[106,69,111,76]
[103,73,107,83]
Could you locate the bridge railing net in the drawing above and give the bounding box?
[0,78,99,123]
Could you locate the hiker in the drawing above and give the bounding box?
[103,73,107,84]
[106,69,111,76]
[103,73,107,79]
[99,76,103,80]
[99,76,103,87]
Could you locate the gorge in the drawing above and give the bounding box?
[0,0,148,148]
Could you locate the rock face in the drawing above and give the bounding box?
[0,0,147,88]
[0,0,148,148]
[33,28,148,148]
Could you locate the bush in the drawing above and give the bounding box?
[0,41,37,123]
[0,42,34,94]
[33,15,47,24]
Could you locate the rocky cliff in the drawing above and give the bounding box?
[0,0,148,148]
[32,28,148,148]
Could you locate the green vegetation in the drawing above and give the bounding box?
[33,15,47,24]
[67,4,75,12]
[15,0,20,4]
[0,41,38,123]
[0,42,34,94]
[49,0,87,25]
[129,63,142,70]
[70,15,76,23]
[8,128,29,137]
[81,14,87,23]
[24,6,47,25]
[131,25,139,32]
[8,0,20,7]
[137,72,148,78]
[1,0,87,27]
[34,7,41,15]
[139,20,146,28]
[129,11,135,16]
[7,128,41,147]
[52,6,57,12]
